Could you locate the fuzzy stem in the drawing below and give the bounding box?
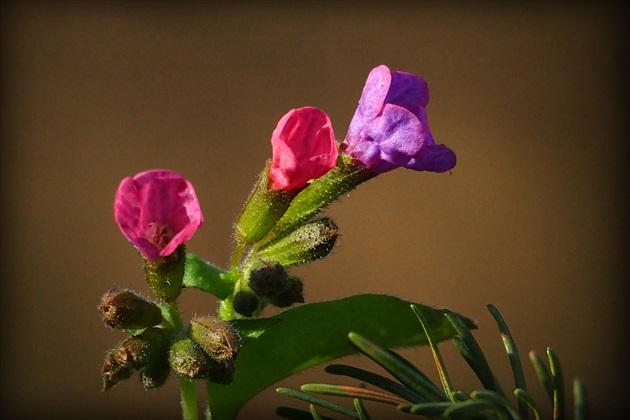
[168,302,199,420]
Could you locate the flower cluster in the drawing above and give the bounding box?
[101,65,457,403]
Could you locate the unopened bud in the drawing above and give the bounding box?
[189,316,240,362]
[140,351,171,390]
[248,264,288,297]
[207,359,235,385]
[232,290,260,318]
[255,218,338,267]
[143,244,186,302]
[269,276,304,308]
[102,328,168,391]
[169,337,213,380]
[169,337,236,384]
[98,288,162,330]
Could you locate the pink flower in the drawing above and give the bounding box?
[114,170,203,260]
[342,65,456,174]
[269,106,338,192]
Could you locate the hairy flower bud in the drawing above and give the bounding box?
[232,290,260,318]
[255,218,338,267]
[269,275,304,308]
[169,337,213,380]
[102,328,168,391]
[140,353,171,390]
[169,337,235,384]
[248,264,288,297]
[189,316,240,362]
[98,288,162,330]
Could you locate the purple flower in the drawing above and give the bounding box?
[114,170,203,260]
[342,65,456,174]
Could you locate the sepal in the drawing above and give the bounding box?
[255,218,338,267]
[143,244,186,302]
[234,160,292,245]
[262,156,373,241]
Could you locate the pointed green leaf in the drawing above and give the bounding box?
[547,347,565,420]
[206,294,474,419]
[354,398,371,420]
[325,364,425,403]
[488,304,528,420]
[347,332,447,402]
[573,379,588,420]
[276,388,360,419]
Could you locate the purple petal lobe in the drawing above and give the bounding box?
[342,65,456,174]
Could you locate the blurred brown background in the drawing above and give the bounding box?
[1,1,627,419]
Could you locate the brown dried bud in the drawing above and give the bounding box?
[189,316,240,362]
[101,328,167,391]
[98,288,162,330]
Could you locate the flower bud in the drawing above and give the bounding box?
[169,337,236,384]
[255,218,338,267]
[140,354,171,390]
[268,107,338,192]
[269,275,304,308]
[248,264,288,297]
[98,288,162,330]
[207,359,235,385]
[143,244,186,302]
[232,290,260,318]
[189,316,240,362]
[234,160,293,245]
[169,337,213,380]
[101,328,168,391]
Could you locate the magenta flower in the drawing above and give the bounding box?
[342,65,456,174]
[269,106,339,192]
[114,170,203,261]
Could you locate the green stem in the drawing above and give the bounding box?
[180,376,199,420]
[168,302,199,420]
[218,297,236,321]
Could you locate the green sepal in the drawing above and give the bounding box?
[234,160,292,245]
[143,245,185,302]
[255,218,338,267]
[261,156,373,244]
[182,253,232,300]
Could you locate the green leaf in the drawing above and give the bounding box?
[182,253,232,299]
[206,294,474,419]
